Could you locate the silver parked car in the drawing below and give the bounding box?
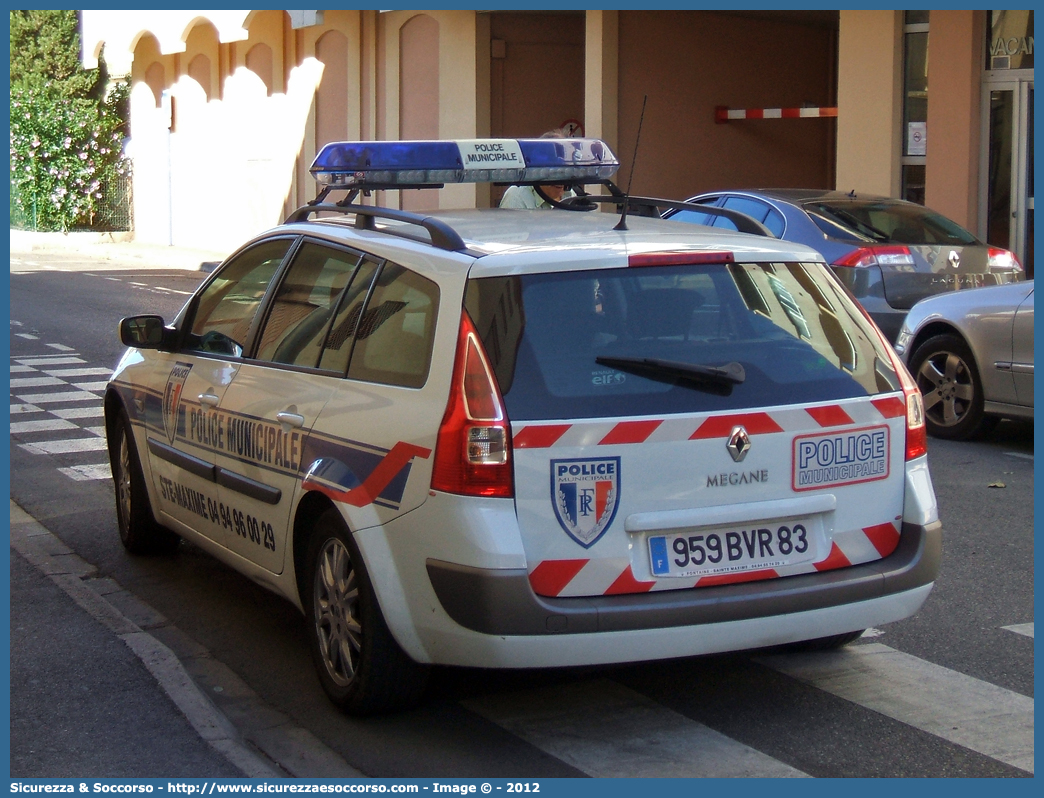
[895,281,1034,440]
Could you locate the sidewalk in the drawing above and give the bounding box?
[9,501,274,778]
[10,228,229,272]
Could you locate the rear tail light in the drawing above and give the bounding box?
[430,311,514,498]
[987,247,1023,272]
[893,354,928,460]
[849,295,927,460]
[832,246,915,269]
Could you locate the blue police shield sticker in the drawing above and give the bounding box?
[162,362,192,444]
[551,457,621,548]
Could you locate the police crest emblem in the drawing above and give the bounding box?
[550,457,621,548]
[162,362,192,444]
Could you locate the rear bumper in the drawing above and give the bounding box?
[427,520,940,636]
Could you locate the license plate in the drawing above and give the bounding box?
[648,519,819,578]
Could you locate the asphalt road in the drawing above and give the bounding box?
[8,251,1035,778]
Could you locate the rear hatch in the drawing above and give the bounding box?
[805,199,1024,310]
[466,258,912,598]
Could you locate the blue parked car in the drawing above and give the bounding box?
[664,190,1024,343]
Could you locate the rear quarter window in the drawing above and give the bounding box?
[346,262,440,389]
[466,262,900,421]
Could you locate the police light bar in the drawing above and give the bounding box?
[310,138,619,188]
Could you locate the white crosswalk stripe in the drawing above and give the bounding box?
[757,642,1034,773]
[52,406,104,420]
[10,419,79,434]
[1002,623,1034,638]
[58,464,112,481]
[71,381,111,392]
[15,390,99,404]
[20,437,109,455]
[10,342,110,482]
[9,376,65,388]
[43,367,113,377]
[13,356,86,366]
[464,678,809,778]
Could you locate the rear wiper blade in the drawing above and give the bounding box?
[596,356,745,392]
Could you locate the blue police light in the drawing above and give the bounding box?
[310,138,619,188]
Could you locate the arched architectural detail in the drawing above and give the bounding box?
[132,32,168,108]
[315,30,349,148]
[246,43,275,96]
[399,14,441,211]
[179,16,222,49]
[184,20,220,101]
[399,14,440,140]
[144,62,166,108]
[188,55,213,100]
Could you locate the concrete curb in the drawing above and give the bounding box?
[10,229,228,272]
[10,500,363,779]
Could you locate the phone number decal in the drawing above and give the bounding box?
[158,475,276,551]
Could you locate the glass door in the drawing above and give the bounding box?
[983,78,1034,277]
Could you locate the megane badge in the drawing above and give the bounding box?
[727,426,751,463]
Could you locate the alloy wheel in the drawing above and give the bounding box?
[313,537,363,688]
[916,350,975,428]
[116,431,133,530]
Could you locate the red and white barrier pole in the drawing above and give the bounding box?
[715,105,838,124]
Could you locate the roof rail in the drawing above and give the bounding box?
[557,184,773,237]
[284,201,468,253]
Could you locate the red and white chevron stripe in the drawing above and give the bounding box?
[519,396,909,598]
[514,397,906,451]
[527,520,902,598]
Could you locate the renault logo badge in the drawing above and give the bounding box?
[727,426,751,462]
[948,250,961,269]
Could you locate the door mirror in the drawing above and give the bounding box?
[119,315,169,349]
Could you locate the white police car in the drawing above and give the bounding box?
[106,138,941,714]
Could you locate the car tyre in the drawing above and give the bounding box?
[110,409,180,554]
[909,334,991,440]
[304,508,429,715]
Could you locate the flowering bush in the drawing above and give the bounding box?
[10,81,129,231]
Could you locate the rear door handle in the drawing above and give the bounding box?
[276,411,305,429]
[198,392,220,408]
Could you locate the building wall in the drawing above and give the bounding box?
[617,11,838,202]
[836,10,903,197]
[924,10,985,229]
[83,9,1017,259]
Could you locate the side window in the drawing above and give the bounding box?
[763,208,786,237]
[720,196,786,237]
[668,209,718,227]
[254,243,361,368]
[317,256,381,374]
[185,239,292,357]
[346,262,440,389]
[668,197,722,227]
[722,195,771,223]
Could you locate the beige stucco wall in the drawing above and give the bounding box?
[924,10,984,228]
[87,9,998,252]
[836,10,903,196]
[124,13,329,250]
[618,11,837,201]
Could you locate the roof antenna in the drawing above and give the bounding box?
[614,94,648,232]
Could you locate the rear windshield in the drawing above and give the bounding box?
[805,201,980,246]
[465,263,901,421]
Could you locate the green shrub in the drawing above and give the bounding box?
[10,81,129,232]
